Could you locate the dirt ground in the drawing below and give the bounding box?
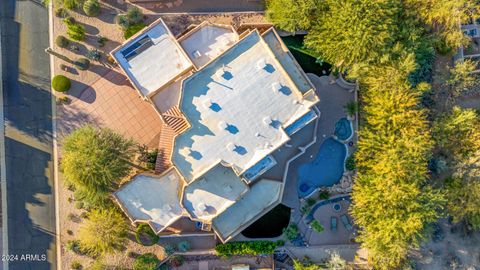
[413,219,480,270]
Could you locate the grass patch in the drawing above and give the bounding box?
[135,223,159,246]
[124,23,146,39]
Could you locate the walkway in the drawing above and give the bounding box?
[57,70,163,148]
[1,0,57,268]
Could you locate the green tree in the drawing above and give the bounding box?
[265,0,323,32]
[445,60,478,96]
[78,208,128,256]
[405,0,480,51]
[83,0,101,17]
[62,126,135,207]
[434,107,480,230]
[304,0,400,70]
[351,58,444,269]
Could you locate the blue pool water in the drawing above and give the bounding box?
[297,138,347,197]
[334,118,352,141]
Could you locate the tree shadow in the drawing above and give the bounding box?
[56,102,103,138]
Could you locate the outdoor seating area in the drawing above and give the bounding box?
[306,196,355,245]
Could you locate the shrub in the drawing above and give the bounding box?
[52,75,71,92]
[74,201,84,209]
[135,223,159,246]
[83,0,100,17]
[67,229,74,235]
[97,36,108,47]
[55,35,70,48]
[66,240,81,254]
[71,261,82,270]
[318,190,330,200]
[311,220,324,233]
[66,23,85,41]
[86,48,101,61]
[55,7,68,18]
[124,23,146,39]
[168,255,185,267]
[133,253,159,270]
[64,0,78,10]
[63,16,76,25]
[74,58,90,70]
[344,101,358,117]
[115,14,130,29]
[177,241,190,252]
[126,6,143,24]
[345,155,356,171]
[215,240,284,257]
[68,213,76,221]
[127,250,139,258]
[306,197,316,207]
[163,244,175,256]
[282,224,298,241]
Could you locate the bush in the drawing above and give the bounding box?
[164,244,175,256]
[318,190,330,200]
[135,223,159,246]
[282,224,299,241]
[55,7,68,18]
[124,23,146,39]
[97,36,108,47]
[71,261,82,270]
[133,253,159,270]
[55,35,70,48]
[83,0,100,17]
[52,75,71,92]
[74,201,84,209]
[306,197,316,207]
[311,220,324,233]
[74,58,90,70]
[67,229,74,235]
[345,155,356,171]
[168,255,185,267]
[66,240,82,254]
[64,0,78,10]
[126,6,143,24]
[86,48,101,61]
[177,241,190,252]
[66,23,85,41]
[215,240,284,257]
[63,16,76,25]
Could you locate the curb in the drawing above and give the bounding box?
[0,6,9,269]
[47,1,62,270]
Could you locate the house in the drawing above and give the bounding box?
[111,18,319,243]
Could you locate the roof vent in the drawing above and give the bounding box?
[218,121,228,130]
[203,98,212,109]
[227,143,235,151]
[272,82,281,93]
[263,116,272,126]
[193,50,202,59]
[197,202,207,213]
[215,67,226,79]
[257,58,267,70]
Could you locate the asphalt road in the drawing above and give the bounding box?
[0,0,57,269]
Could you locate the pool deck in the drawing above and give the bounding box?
[282,74,356,209]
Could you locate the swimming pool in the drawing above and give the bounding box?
[334,118,353,141]
[297,138,347,197]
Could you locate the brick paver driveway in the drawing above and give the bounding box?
[57,70,162,148]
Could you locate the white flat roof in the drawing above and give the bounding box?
[172,30,316,182]
[115,172,184,233]
[212,179,283,242]
[182,164,248,221]
[179,23,238,68]
[113,20,192,96]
